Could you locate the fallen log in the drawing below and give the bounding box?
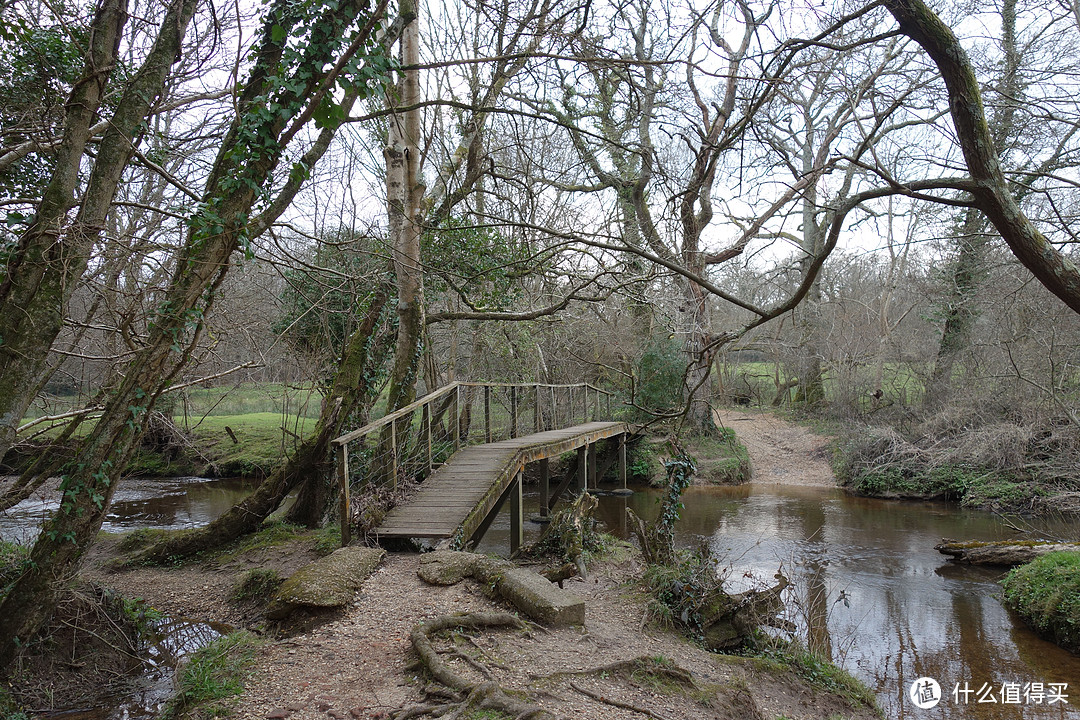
[936,539,1080,566]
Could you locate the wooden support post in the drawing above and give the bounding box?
[389,418,398,489]
[484,385,492,442]
[539,458,550,518]
[588,441,596,489]
[422,404,432,475]
[583,386,589,423]
[593,389,600,420]
[619,434,627,489]
[452,386,461,451]
[533,384,541,433]
[510,385,518,439]
[606,393,612,419]
[510,471,523,555]
[337,443,350,547]
[577,446,587,491]
[569,387,576,425]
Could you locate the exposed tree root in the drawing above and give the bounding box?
[394,612,554,720]
[528,655,696,686]
[569,681,676,720]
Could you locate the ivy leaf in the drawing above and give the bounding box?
[312,97,346,130]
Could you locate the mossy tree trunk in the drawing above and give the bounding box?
[0,0,393,671]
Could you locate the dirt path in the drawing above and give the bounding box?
[715,409,838,487]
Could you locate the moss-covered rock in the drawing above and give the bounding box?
[417,550,584,626]
[1002,551,1080,653]
[266,546,385,620]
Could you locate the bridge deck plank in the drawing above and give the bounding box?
[374,421,627,542]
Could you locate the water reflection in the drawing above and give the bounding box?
[481,484,1080,719]
[0,475,259,542]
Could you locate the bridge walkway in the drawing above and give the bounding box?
[375,421,629,551]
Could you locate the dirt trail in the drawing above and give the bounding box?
[715,409,838,487]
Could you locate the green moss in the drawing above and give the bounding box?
[311,525,342,556]
[1002,551,1080,653]
[163,630,263,719]
[212,520,308,561]
[117,527,174,552]
[230,569,283,604]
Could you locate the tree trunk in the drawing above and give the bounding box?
[0,0,128,463]
[384,1,425,417]
[886,0,1080,315]
[926,208,989,404]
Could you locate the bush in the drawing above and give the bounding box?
[635,336,686,414]
[1002,551,1080,653]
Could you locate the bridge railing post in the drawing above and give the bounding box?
[389,418,398,489]
[337,442,350,547]
[484,385,492,443]
[510,385,518,439]
[452,385,461,451]
[533,384,540,433]
[550,386,556,430]
[422,404,432,475]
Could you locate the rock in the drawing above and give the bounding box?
[417,550,584,626]
[495,567,584,625]
[417,550,485,585]
[266,709,290,719]
[267,547,386,620]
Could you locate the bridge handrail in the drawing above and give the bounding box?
[331,380,615,447]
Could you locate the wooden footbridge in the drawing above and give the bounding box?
[332,382,633,552]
